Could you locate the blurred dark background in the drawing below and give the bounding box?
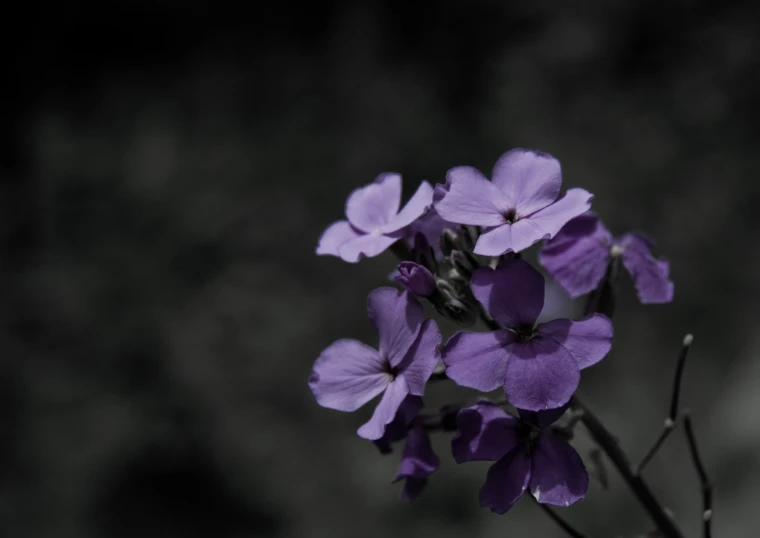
[2,1,759,537]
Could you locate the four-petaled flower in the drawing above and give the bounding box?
[374,396,440,500]
[434,149,593,255]
[539,212,674,303]
[308,288,441,440]
[317,174,434,263]
[442,258,613,411]
[453,401,588,514]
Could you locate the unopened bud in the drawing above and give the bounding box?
[450,250,474,278]
[440,228,459,257]
[394,261,437,297]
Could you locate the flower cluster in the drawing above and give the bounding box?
[310,149,673,513]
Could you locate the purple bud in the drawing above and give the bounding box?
[395,261,437,297]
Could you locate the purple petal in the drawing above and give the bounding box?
[308,339,390,412]
[345,173,402,232]
[367,288,423,367]
[381,180,435,233]
[471,259,545,327]
[432,176,451,204]
[518,403,570,428]
[529,433,589,507]
[433,166,510,226]
[479,447,532,515]
[337,232,401,262]
[522,186,593,234]
[452,402,522,463]
[442,330,515,392]
[618,233,674,304]
[399,319,442,395]
[491,149,562,217]
[358,376,410,440]
[373,394,423,454]
[538,213,612,297]
[374,395,424,453]
[503,338,580,411]
[394,261,437,297]
[394,425,440,500]
[473,218,552,255]
[538,314,613,370]
[316,220,363,258]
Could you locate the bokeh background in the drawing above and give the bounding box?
[3,2,759,537]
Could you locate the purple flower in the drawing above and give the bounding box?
[442,259,613,411]
[308,288,441,440]
[374,396,440,500]
[453,401,588,514]
[433,149,593,255]
[395,261,437,297]
[539,212,674,303]
[316,174,434,263]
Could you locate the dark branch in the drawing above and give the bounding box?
[635,334,694,475]
[571,396,684,538]
[669,334,693,420]
[533,498,587,538]
[684,412,713,538]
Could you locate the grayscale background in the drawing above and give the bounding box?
[2,2,758,537]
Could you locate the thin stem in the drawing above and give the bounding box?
[532,498,587,538]
[577,255,684,537]
[635,334,694,475]
[684,413,713,538]
[571,396,684,538]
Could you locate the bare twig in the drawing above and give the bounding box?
[684,412,712,538]
[578,262,684,538]
[588,447,610,489]
[571,396,684,538]
[635,334,694,475]
[532,498,587,538]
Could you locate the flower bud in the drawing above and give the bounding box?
[395,261,437,297]
[440,228,459,257]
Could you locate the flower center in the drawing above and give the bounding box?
[520,422,541,454]
[514,324,537,343]
[610,244,625,258]
[384,361,400,380]
[503,208,518,224]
